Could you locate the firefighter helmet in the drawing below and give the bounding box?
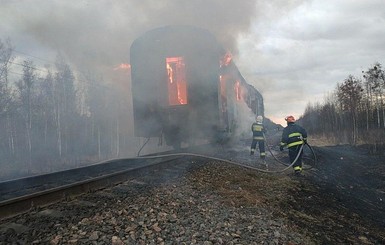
[256,115,263,123]
[285,115,295,123]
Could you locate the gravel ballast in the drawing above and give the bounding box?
[0,161,314,244]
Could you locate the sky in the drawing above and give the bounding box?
[1,0,385,126]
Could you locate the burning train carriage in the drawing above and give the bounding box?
[130,25,263,148]
[241,81,264,117]
[219,61,264,129]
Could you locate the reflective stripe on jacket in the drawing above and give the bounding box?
[280,122,307,148]
[251,122,266,140]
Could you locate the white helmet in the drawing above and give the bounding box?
[256,115,263,123]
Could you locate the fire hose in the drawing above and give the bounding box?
[263,132,317,170]
[134,133,317,174]
[134,150,303,174]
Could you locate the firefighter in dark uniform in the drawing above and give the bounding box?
[280,115,307,174]
[250,115,266,161]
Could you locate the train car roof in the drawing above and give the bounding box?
[130,25,225,59]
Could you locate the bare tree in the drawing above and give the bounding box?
[336,75,364,144]
[15,60,37,171]
[363,63,385,129]
[54,55,77,160]
[0,38,15,161]
[0,38,13,86]
[34,69,58,170]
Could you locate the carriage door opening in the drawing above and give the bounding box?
[166,57,188,105]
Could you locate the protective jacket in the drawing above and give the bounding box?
[251,122,266,140]
[280,122,307,148]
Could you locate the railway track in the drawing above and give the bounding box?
[0,139,319,222]
[1,143,384,244]
[0,154,196,221]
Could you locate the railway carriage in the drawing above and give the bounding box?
[130,25,263,149]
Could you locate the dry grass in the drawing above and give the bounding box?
[189,162,298,208]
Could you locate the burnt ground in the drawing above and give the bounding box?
[297,144,385,243]
[216,138,385,244]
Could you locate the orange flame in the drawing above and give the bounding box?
[234,80,242,101]
[166,57,187,105]
[166,63,173,83]
[220,51,232,67]
[113,63,131,71]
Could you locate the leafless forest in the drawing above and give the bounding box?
[0,38,143,180]
[300,62,385,153]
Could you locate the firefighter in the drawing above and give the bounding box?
[250,115,266,161]
[280,115,308,175]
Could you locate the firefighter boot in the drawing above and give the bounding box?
[261,156,268,170]
[294,166,302,176]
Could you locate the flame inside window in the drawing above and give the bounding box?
[235,80,242,101]
[166,57,188,105]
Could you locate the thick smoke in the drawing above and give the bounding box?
[1,1,270,156]
[3,0,257,72]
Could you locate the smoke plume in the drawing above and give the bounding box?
[4,0,258,72]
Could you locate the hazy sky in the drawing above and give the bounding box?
[237,0,385,125]
[1,0,385,126]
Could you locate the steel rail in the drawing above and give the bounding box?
[0,156,181,221]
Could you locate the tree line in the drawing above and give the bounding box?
[0,38,144,180]
[300,61,385,152]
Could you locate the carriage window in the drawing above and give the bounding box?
[166,57,188,105]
